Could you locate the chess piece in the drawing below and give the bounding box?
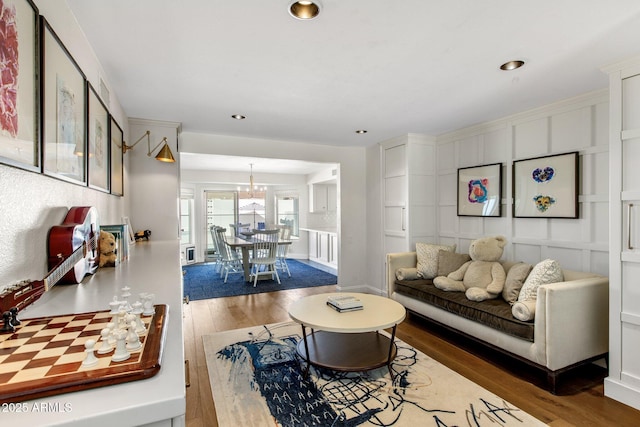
[1,311,15,333]
[106,322,117,348]
[9,307,20,327]
[111,330,130,362]
[126,321,142,351]
[109,296,124,324]
[142,293,155,316]
[121,286,133,312]
[82,339,99,367]
[131,302,146,335]
[97,327,113,354]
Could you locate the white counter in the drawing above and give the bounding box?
[4,240,186,427]
[300,227,337,235]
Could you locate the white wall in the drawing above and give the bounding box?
[180,131,367,288]
[127,118,181,241]
[436,89,610,275]
[0,1,127,289]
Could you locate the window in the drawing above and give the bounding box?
[275,194,299,237]
[179,197,193,245]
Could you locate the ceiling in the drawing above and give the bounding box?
[66,1,640,169]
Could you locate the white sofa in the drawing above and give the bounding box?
[386,251,609,393]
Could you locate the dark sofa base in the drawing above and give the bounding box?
[394,278,535,341]
[405,309,608,395]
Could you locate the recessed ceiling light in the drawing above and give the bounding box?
[231,114,246,120]
[500,60,525,71]
[289,1,321,20]
[355,129,368,134]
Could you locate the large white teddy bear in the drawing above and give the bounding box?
[433,236,507,302]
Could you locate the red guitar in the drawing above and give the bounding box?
[0,207,99,314]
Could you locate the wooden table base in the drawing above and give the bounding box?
[296,327,397,378]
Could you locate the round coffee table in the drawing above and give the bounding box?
[288,293,406,377]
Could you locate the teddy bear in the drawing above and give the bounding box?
[98,230,118,267]
[433,235,507,302]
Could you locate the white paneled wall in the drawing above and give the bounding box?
[436,90,609,275]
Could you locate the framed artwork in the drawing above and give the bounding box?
[0,0,40,171]
[512,151,579,218]
[110,117,124,196]
[88,83,109,192]
[41,18,87,185]
[457,163,502,217]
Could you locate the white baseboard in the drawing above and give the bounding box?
[604,377,640,411]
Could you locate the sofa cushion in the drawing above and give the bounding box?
[395,278,534,341]
[518,259,563,302]
[416,243,456,279]
[502,262,533,304]
[437,250,471,276]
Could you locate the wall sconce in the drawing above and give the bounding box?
[123,130,175,163]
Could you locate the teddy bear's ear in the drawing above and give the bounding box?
[495,235,507,247]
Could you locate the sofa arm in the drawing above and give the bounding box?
[386,252,418,297]
[535,276,609,371]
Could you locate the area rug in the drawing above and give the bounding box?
[183,259,337,300]
[203,322,546,427]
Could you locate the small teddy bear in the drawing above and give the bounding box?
[433,235,507,302]
[98,230,118,267]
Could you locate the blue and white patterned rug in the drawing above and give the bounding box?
[204,322,546,427]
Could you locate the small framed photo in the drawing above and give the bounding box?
[88,83,109,192]
[0,0,40,171]
[41,18,87,185]
[512,151,579,218]
[110,117,124,196]
[457,163,502,217]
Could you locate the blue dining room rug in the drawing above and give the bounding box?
[183,259,337,300]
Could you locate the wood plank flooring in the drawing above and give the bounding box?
[183,285,640,426]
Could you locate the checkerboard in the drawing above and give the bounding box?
[0,305,167,403]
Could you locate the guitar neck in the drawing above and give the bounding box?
[45,241,88,291]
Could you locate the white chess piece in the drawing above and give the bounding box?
[97,327,113,354]
[132,301,146,335]
[121,286,133,312]
[126,321,142,351]
[106,322,117,347]
[142,293,155,316]
[82,339,99,367]
[111,330,130,362]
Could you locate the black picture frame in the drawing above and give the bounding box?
[41,17,87,185]
[87,83,109,192]
[0,0,40,171]
[457,162,502,217]
[512,151,579,219]
[109,116,124,196]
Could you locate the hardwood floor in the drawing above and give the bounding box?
[183,286,640,426]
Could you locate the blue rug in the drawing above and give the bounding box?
[182,259,337,300]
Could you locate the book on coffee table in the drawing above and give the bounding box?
[326,295,363,312]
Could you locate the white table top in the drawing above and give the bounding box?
[288,292,406,333]
[4,240,185,427]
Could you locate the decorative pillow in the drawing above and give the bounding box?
[437,250,470,277]
[517,259,563,302]
[416,243,456,279]
[396,267,419,281]
[512,299,536,321]
[502,262,533,304]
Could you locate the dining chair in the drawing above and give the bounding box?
[209,226,223,273]
[249,229,280,287]
[276,226,292,277]
[215,227,243,283]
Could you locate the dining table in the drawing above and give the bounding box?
[226,236,292,282]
